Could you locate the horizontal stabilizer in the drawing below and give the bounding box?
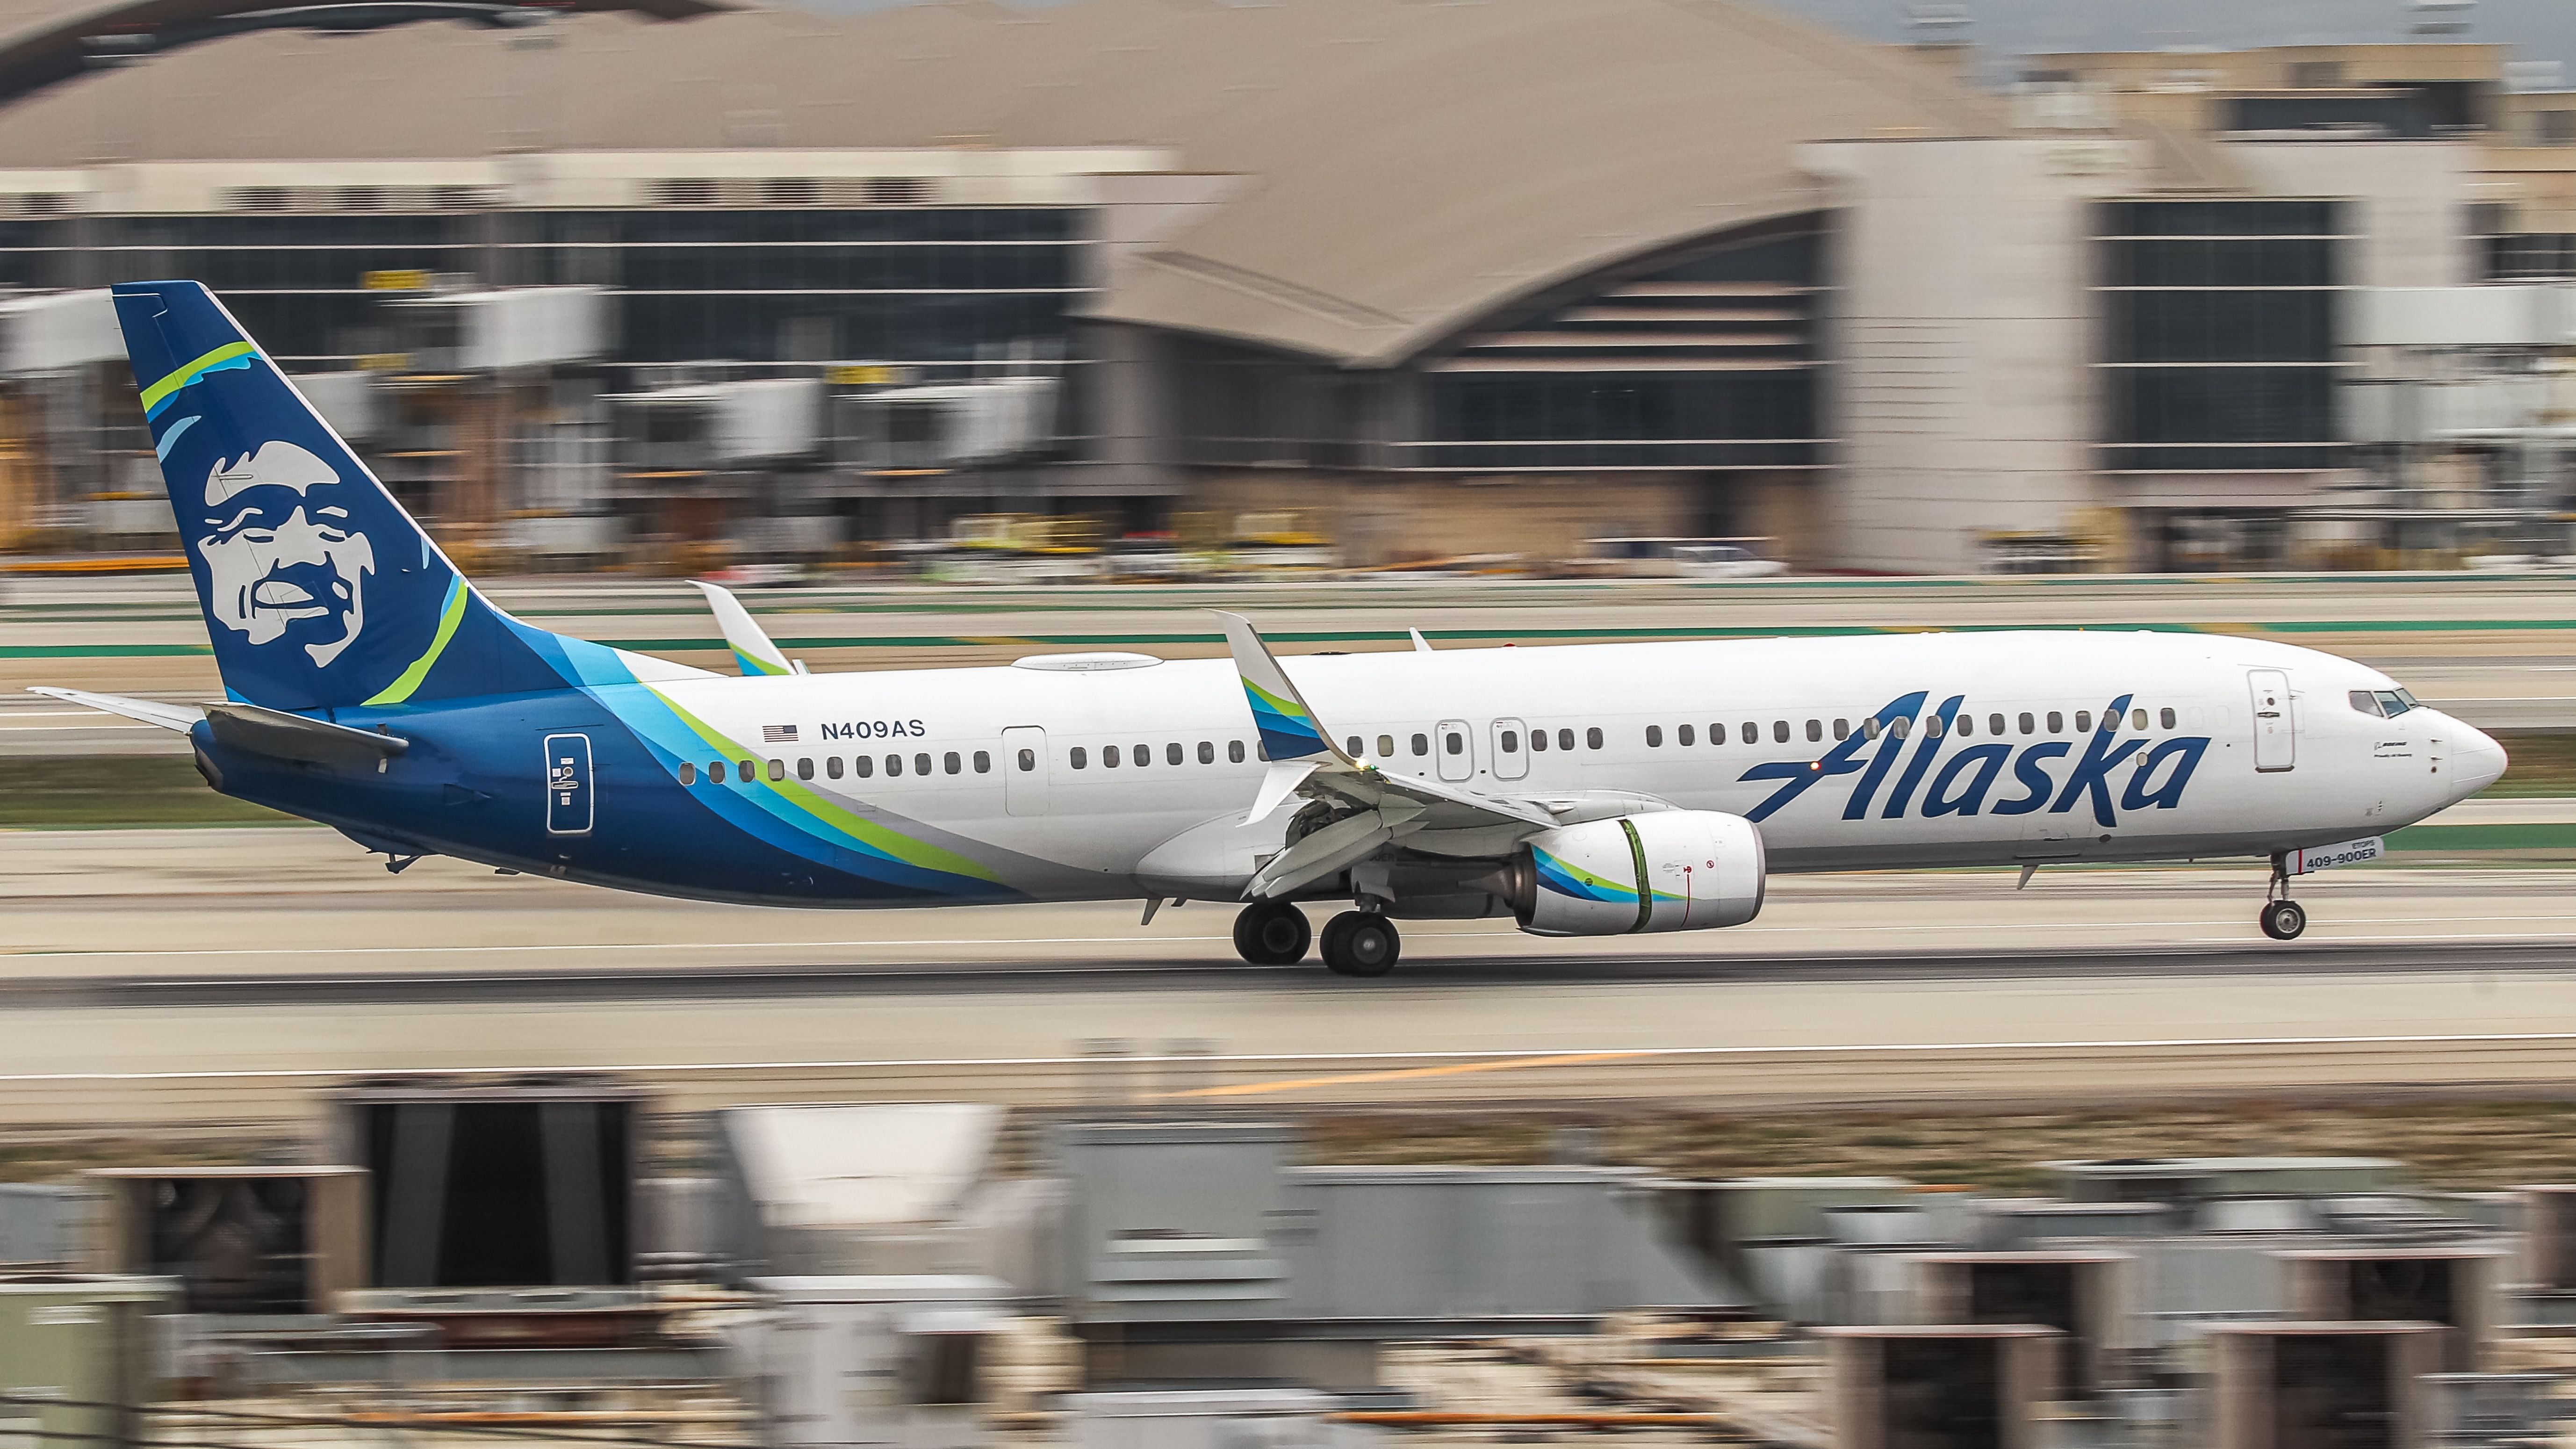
[204,700,408,768]
[27,686,204,732]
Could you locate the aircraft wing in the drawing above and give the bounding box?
[693,581,800,677]
[1213,611,1563,898]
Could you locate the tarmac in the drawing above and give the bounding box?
[11,825,2576,1133]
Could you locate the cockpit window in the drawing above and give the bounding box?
[2395,687,2420,710]
[2376,690,2412,718]
[2349,690,2385,718]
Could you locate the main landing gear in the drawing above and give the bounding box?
[1319,910,1401,978]
[1232,899,1310,965]
[2259,854,2308,941]
[1229,901,1402,977]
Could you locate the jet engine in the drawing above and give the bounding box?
[1488,811,1765,936]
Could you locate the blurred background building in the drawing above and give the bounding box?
[2,0,2576,573]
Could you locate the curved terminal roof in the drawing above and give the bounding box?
[0,0,2000,365]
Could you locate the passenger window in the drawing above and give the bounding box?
[2020,712,2035,735]
[944,752,961,775]
[1834,719,1849,741]
[709,760,727,783]
[1890,718,1909,740]
[1444,730,1465,755]
[974,750,991,773]
[1229,740,1246,763]
[2046,712,2063,734]
[1102,746,1120,769]
[1501,730,1521,753]
[827,756,843,780]
[739,758,756,781]
[887,754,904,777]
[917,753,933,776]
[1168,743,1185,765]
[1741,721,1758,745]
[1863,718,1881,741]
[1928,715,1946,739]
[1646,726,1663,747]
[1772,720,1790,743]
[2132,708,2148,730]
[1256,741,1271,761]
[1200,741,1216,764]
[1017,749,1036,771]
[1346,736,1363,757]
[1677,724,1695,746]
[1531,729,1549,752]
[680,761,697,786]
[1806,719,1822,743]
[1989,714,2005,736]
[2075,711,2092,733]
[2160,707,2176,729]
[854,755,874,778]
[1070,747,1087,770]
[1955,715,1972,737]
[1376,735,1394,757]
[1558,728,1576,751]
[1132,744,1148,767]
[1586,727,1604,750]
[1415,733,1432,756]
[797,757,814,780]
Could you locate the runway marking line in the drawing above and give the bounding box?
[21,916,2576,959]
[1156,1050,1660,1099]
[10,1030,2576,1087]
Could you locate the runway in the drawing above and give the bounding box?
[12,828,2576,1133]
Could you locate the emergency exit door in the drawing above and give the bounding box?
[545,733,593,834]
[1001,726,1047,816]
[2248,670,2295,772]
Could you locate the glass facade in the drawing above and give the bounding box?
[0,206,1092,370]
[2096,200,2347,472]
[1409,224,1827,471]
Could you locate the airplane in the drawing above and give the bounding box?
[39,281,2509,977]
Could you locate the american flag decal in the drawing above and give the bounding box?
[762,724,799,743]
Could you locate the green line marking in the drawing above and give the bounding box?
[363,578,470,706]
[137,340,256,414]
[2389,823,2576,851]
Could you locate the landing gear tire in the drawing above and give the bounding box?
[1232,901,1311,966]
[2259,898,2307,941]
[1320,911,1401,978]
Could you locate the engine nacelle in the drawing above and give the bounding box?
[1490,811,1765,936]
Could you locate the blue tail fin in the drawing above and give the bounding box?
[115,281,563,713]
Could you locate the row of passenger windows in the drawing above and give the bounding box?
[680,751,994,786]
[673,705,2203,788]
[678,739,1259,786]
[1641,706,2185,749]
[1067,740,1251,769]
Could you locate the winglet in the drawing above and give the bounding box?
[693,581,796,678]
[1213,611,1352,765]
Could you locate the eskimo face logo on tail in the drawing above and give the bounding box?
[195,440,376,667]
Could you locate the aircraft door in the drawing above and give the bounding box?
[544,733,593,836]
[1002,726,1047,816]
[2249,669,2295,772]
[1435,719,1475,782]
[1490,718,1530,781]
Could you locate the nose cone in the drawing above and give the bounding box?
[2453,721,2508,799]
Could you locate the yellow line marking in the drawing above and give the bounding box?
[1155,1049,1660,1099]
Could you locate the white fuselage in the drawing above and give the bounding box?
[638,628,2504,908]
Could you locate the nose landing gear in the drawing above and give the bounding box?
[2259,854,2307,941]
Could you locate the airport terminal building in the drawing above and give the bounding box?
[0,0,2564,572]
